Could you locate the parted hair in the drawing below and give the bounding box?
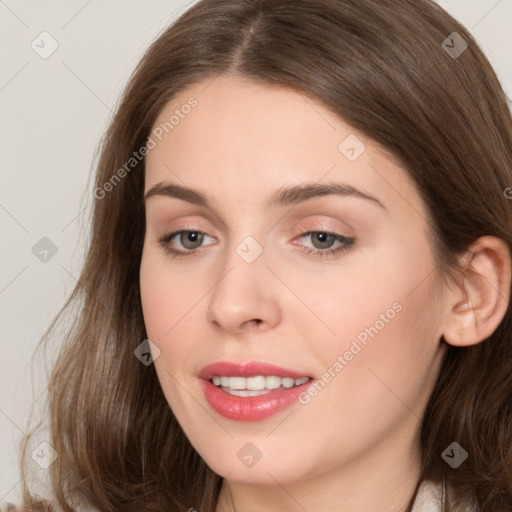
[17,0,512,510]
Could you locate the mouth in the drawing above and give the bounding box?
[198,361,315,421]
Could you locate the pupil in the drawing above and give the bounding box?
[314,232,333,248]
[182,231,202,249]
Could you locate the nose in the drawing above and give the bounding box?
[206,241,282,335]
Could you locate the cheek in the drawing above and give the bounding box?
[139,251,197,411]
[139,263,170,338]
[288,241,432,343]
[139,246,206,375]
[290,233,441,395]
[139,245,191,338]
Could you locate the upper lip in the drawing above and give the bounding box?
[199,361,312,380]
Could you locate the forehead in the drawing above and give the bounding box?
[144,74,422,219]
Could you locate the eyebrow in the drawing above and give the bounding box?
[144,181,387,211]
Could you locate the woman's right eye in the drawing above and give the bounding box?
[158,230,215,259]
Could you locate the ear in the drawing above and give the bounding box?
[442,236,511,347]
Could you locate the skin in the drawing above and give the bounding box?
[139,74,511,512]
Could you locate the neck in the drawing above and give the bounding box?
[215,419,423,512]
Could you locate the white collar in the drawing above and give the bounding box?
[411,480,444,512]
[411,479,479,512]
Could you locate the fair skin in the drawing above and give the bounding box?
[139,74,510,512]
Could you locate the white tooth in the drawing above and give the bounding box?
[228,377,246,390]
[213,375,310,391]
[225,388,272,397]
[265,376,282,389]
[281,377,295,389]
[246,376,267,390]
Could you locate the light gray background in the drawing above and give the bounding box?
[1,0,511,505]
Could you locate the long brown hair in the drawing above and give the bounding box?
[19,0,512,510]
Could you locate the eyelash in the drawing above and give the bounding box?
[157,229,355,260]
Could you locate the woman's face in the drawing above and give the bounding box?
[140,75,448,489]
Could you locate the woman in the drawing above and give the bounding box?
[9,0,512,510]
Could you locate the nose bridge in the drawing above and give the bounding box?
[206,231,281,333]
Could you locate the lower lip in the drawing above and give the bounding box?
[199,378,314,421]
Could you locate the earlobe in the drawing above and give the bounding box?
[448,299,476,346]
[442,236,511,348]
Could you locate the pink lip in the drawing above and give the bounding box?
[198,361,311,380]
[198,361,315,421]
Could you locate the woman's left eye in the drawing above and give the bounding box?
[158,229,355,259]
[294,231,355,259]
